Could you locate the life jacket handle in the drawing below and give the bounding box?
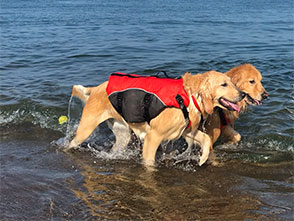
[153,71,181,79]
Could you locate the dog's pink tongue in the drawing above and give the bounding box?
[230,102,240,112]
[255,99,262,105]
[222,99,240,112]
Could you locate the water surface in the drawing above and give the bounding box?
[1,0,293,220]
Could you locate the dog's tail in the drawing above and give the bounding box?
[72,85,93,103]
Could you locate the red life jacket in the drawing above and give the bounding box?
[106,72,190,123]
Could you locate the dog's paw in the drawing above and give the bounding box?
[198,146,210,166]
[63,140,79,152]
[198,154,209,166]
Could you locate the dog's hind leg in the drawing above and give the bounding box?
[66,110,111,151]
[107,119,131,151]
[66,83,114,151]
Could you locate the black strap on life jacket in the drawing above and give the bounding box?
[143,93,152,123]
[111,71,180,79]
[154,71,170,78]
[216,107,228,127]
[175,94,190,127]
[153,71,181,79]
[116,92,124,118]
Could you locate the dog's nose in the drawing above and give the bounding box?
[262,91,268,100]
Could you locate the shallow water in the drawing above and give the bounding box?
[1,0,294,220]
[1,135,293,220]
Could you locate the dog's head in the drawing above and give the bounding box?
[226,64,268,106]
[183,71,245,116]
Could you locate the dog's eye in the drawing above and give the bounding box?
[221,83,228,87]
[249,80,255,84]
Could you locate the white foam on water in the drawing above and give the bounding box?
[0,109,25,124]
[0,107,74,135]
[216,138,293,153]
[257,139,294,153]
[51,136,70,148]
[87,144,141,161]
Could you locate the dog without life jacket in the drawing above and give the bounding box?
[66,71,245,167]
[203,64,269,145]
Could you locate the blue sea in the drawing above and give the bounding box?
[1,0,293,220]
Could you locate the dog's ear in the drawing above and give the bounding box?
[226,66,243,88]
[199,77,214,115]
[184,73,214,115]
[201,94,214,115]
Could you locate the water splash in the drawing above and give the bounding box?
[0,108,64,132]
[65,95,74,139]
[87,143,141,161]
[51,136,70,148]
[51,95,83,150]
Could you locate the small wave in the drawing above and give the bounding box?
[68,54,113,59]
[0,96,84,137]
[217,138,293,154]
[215,137,293,165]
[0,108,68,133]
[2,60,31,69]
[256,138,294,153]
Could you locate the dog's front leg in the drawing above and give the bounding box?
[184,136,194,153]
[192,130,212,166]
[67,115,101,150]
[180,129,198,156]
[67,108,111,151]
[221,125,241,144]
[142,130,163,167]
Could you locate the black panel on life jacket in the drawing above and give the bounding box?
[108,89,166,123]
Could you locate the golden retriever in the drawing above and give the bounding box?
[202,64,268,147]
[66,71,244,167]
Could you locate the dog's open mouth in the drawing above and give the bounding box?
[219,97,240,112]
[246,94,262,105]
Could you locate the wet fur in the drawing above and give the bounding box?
[67,71,243,167]
[203,64,268,145]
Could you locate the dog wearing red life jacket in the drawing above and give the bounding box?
[67,71,244,167]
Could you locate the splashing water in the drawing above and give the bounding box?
[66,95,74,139]
[51,95,78,148]
[86,143,142,162]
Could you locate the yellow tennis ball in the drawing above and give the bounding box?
[58,116,68,125]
